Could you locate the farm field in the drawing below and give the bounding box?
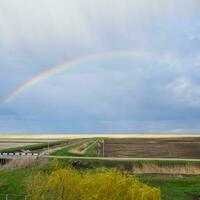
[103,137,200,159]
[0,137,91,154]
[0,142,38,150]
[0,136,63,151]
[2,135,200,159]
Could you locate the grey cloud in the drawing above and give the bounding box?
[0,0,200,133]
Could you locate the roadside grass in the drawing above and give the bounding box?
[0,140,70,153]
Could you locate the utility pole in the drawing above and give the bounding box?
[102,139,105,157]
[48,141,50,155]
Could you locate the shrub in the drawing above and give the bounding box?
[26,168,160,200]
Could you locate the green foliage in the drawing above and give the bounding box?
[84,139,101,156]
[26,167,160,200]
[1,160,200,200]
[52,139,101,157]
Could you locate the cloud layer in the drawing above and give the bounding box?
[0,0,200,133]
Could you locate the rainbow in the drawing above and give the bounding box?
[3,50,157,104]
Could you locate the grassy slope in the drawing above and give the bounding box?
[0,168,31,196]
[51,158,200,170]
[52,139,101,157]
[52,143,83,156]
[1,158,200,200]
[84,139,101,156]
[139,175,200,200]
[1,166,200,200]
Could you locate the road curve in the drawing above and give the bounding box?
[43,155,200,162]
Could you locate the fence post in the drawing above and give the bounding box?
[5,194,8,200]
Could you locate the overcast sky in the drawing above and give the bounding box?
[0,0,200,134]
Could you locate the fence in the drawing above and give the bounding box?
[0,194,26,200]
[0,194,57,200]
[0,153,39,159]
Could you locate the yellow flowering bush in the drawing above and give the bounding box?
[26,168,160,200]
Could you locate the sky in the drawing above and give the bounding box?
[0,0,200,134]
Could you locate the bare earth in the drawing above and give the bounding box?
[103,137,200,159]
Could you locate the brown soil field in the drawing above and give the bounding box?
[103,137,200,159]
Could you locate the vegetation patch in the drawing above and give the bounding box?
[49,158,200,172]
[52,139,101,157]
[83,139,102,156]
[26,167,160,200]
[1,158,36,170]
[139,175,200,200]
[52,143,84,156]
[1,158,200,200]
[133,163,200,175]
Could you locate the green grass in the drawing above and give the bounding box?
[84,139,101,156]
[0,140,70,153]
[0,168,31,199]
[52,139,101,157]
[139,175,200,200]
[0,161,52,199]
[52,143,83,156]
